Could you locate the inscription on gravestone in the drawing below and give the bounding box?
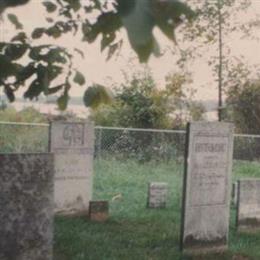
[0,154,54,260]
[147,182,168,208]
[181,122,234,253]
[236,179,260,232]
[49,121,94,215]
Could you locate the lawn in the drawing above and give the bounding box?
[54,159,260,260]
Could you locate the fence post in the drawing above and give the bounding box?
[97,128,102,161]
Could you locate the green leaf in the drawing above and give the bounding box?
[4,86,15,102]
[0,55,21,78]
[42,1,57,13]
[106,40,122,61]
[29,46,67,64]
[117,0,195,62]
[57,92,69,110]
[119,0,155,62]
[32,28,46,39]
[7,14,23,30]
[83,84,113,109]
[74,48,85,58]
[37,64,49,92]
[24,79,43,100]
[46,25,62,38]
[47,65,63,81]
[64,0,81,12]
[73,71,85,86]
[5,44,28,60]
[11,32,27,43]
[16,62,36,82]
[101,33,116,52]
[46,84,64,95]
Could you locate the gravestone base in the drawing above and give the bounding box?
[237,222,260,233]
[182,236,228,255]
[183,245,228,255]
[55,209,89,217]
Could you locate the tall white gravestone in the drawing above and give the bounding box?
[49,121,94,215]
[180,122,234,253]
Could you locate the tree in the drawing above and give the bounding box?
[91,70,205,129]
[0,0,195,109]
[224,77,260,160]
[170,0,258,120]
[225,79,260,135]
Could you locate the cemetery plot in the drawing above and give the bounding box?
[147,182,168,208]
[0,153,54,260]
[236,179,260,232]
[181,122,234,253]
[49,121,94,215]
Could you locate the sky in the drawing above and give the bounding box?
[1,0,260,113]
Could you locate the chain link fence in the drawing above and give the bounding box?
[95,127,186,163]
[0,122,259,162]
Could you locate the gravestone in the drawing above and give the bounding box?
[0,153,54,260]
[236,179,260,232]
[89,201,109,222]
[180,122,234,253]
[49,121,94,215]
[147,182,168,208]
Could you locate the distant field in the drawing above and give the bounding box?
[54,159,260,260]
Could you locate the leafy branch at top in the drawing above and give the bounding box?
[0,0,196,109]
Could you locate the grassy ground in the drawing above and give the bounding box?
[54,159,260,260]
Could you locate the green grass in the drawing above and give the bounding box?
[54,159,260,260]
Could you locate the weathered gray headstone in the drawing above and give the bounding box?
[147,182,168,208]
[180,122,234,253]
[49,121,94,215]
[0,153,54,260]
[236,179,260,232]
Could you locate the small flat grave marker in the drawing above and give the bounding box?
[0,153,54,260]
[147,182,168,208]
[236,179,260,232]
[89,201,109,222]
[180,122,234,254]
[49,121,94,215]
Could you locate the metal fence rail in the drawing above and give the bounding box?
[0,121,259,162]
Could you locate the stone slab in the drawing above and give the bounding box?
[180,122,234,253]
[147,182,168,208]
[0,153,54,260]
[89,201,109,222]
[236,179,260,232]
[49,121,94,215]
